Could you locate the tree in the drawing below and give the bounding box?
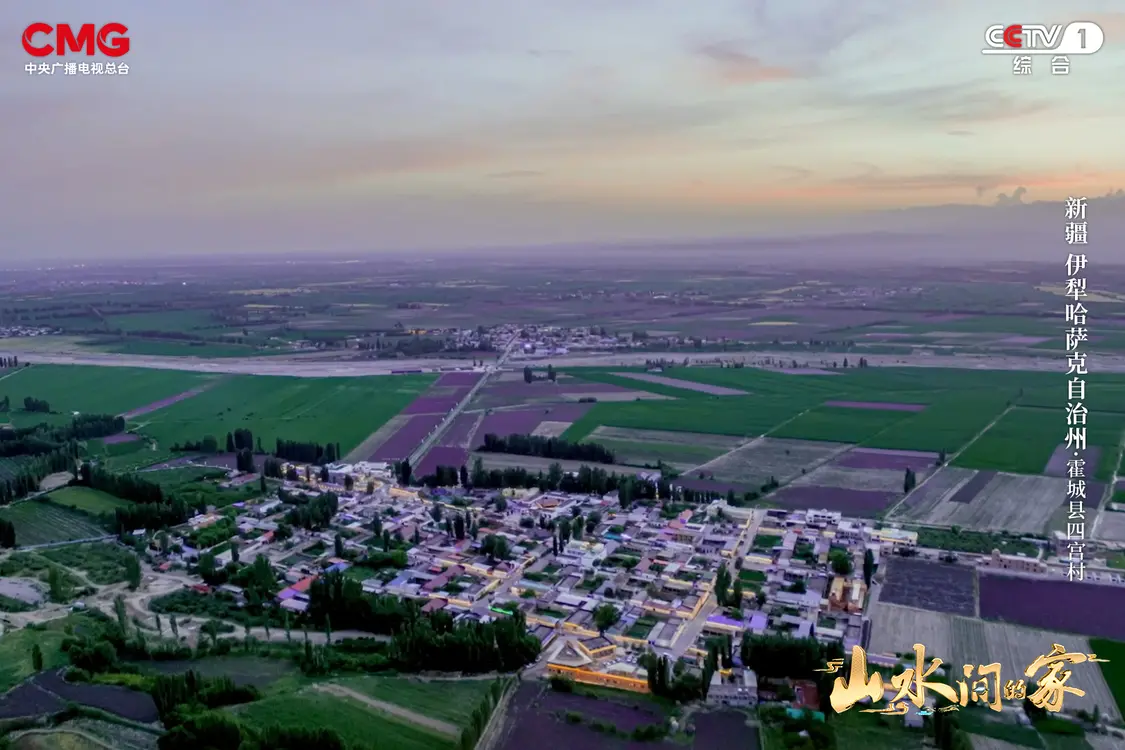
[546,364,556,382]
[169,615,179,640]
[259,474,267,493]
[125,553,142,590]
[47,565,69,602]
[430,501,443,524]
[523,366,533,384]
[114,594,128,635]
[714,562,731,606]
[593,603,620,634]
[226,432,236,452]
[829,549,853,576]
[454,514,466,540]
[371,515,383,537]
[31,643,43,672]
[459,465,469,487]
[863,549,875,586]
[334,534,344,558]
[903,467,917,493]
[730,578,743,607]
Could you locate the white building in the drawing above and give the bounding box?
[707,669,758,707]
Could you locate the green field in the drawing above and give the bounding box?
[232,691,455,750]
[105,309,228,332]
[334,676,493,728]
[768,406,912,444]
[39,541,135,585]
[860,392,1013,453]
[0,364,216,416]
[0,614,90,692]
[0,455,34,482]
[954,407,1059,474]
[46,486,133,515]
[0,500,111,546]
[136,373,434,455]
[1089,638,1125,718]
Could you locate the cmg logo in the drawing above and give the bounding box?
[22,23,130,57]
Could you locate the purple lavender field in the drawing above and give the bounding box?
[612,371,747,395]
[834,447,938,471]
[674,477,750,495]
[102,432,141,445]
[439,413,480,447]
[369,413,445,461]
[823,400,926,412]
[484,381,629,397]
[474,404,591,447]
[437,371,483,387]
[1044,445,1102,476]
[401,392,467,415]
[496,683,665,750]
[777,368,841,376]
[32,670,159,722]
[772,485,897,516]
[415,446,470,476]
[692,712,758,750]
[980,574,1125,640]
[121,386,208,419]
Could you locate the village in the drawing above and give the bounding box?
[131,453,1099,727]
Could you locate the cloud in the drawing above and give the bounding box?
[947,130,974,137]
[995,186,1028,205]
[821,82,1053,126]
[694,41,796,84]
[488,170,543,179]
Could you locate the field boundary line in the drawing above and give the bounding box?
[1091,430,1125,540]
[682,405,818,476]
[884,403,1014,520]
[312,682,459,737]
[0,367,27,384]
[11,728,117,750]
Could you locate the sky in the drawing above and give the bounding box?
[2,0,1124,260]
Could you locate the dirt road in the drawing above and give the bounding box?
[312,682,459,736]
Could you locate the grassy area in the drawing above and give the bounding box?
[752,534,782,551]
[0,552,86,600]
[594,438,726,467]
[0,364,217,417]
[830,710,926,750]
[0,613,97,692]
[738,569,766,582]
[954,407,1059,474]
[334,676,492,728]
[914,527,1040,556]
[105,309,228,332]
[137,373,434,456]
[769,406,913,444]
[0,499,111,546]
[136,656,301,691]
[1088,638,1125,719]
[45,486,133,515]
[1106,550,1125,570]
[231,691,455,750]
[957,707,1044,748]
[39,542,136,585]
[89,337,282,358]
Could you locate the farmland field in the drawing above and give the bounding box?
[878,558,976,616]
[137,656,298,689]
[334,676,493,728]
[790,464,921,494]
[862,393,1012,453]
[44,487,132,516]
[587,427,745,450]
[768,406,912,444]
[137,374,434,456]
[471,452,650,477]
[0,364,217,417]
[591,438,728,469]
[980,574,1125,641]
[0,612,92,692]
[232,690,455,750]
[1088,638,1125,719]
[893,471,1067,533]
[0,500,110,546]
[955,408,1077,474]
[0,456,33,482]
[681,438,847,487]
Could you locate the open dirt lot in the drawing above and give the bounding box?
[695,437,849,486]
[470,452,650,476]
[890,466,978,521]
[892,472,1067,533]
[1094,510,1125,542]
[530,421,572,438]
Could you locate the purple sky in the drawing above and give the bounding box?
[3,1,1124,260]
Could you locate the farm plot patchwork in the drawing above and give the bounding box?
[770,486,898,517]
[471,452,650,477]
[495,682,667,750]
[950,617,1121,720]
[890,466,978,520]
[690,437,848,487]
[980,574,1125,641]
[867,602,956,663]
[862,392,1012,453]
[0,501,110,546]
[954,408,1066,474]
[610,371,748,395]
[0,365,217,418]
[476,404,592,446]
[438,413,482,448]
[768,407,911,444]
[138,373,433,457]
[591,439,728,469]
[833,448,940,472]
[369,413,446,461]
[822,400,926,412]
[893,471,1067,534]
[334,676,493,730]
[1096,510,1125,543]
[1044,444,1104,477]
[415,446,471,477]
[878,557,976,616]
[790,464,920,494]
[560,395,820,442]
